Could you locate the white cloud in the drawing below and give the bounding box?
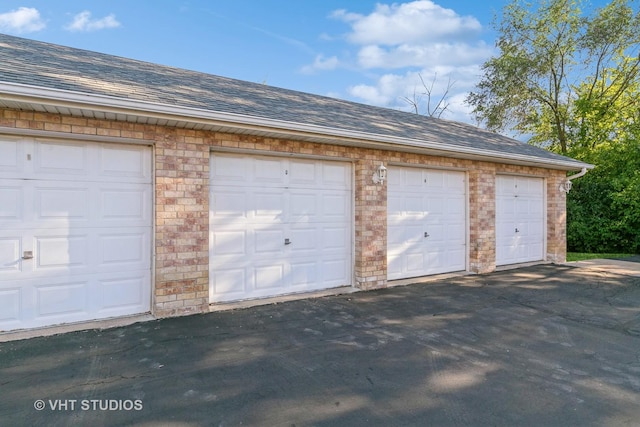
[357,41,493,69]
[332,1,481,45]
[347,67,482,123]
[301,54,340,74]
[0,7,46,33]
[321,1,495,124]
[65,11,121,32]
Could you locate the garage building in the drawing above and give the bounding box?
[0,34,591,331]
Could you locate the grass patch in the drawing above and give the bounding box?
[567,252,635,262]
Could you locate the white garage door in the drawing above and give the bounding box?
[387,167,467,280]
[0,138,152,331]
[209,153,352,303]
[496,175,545,265]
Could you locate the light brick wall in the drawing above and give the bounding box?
[354,159,387,290]
[154,130,210,317]
[468,166,497,273]
[1,108,570,318]
[546,170,568,263]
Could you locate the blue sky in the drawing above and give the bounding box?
[0,1,607,124]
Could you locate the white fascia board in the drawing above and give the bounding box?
[0,81,592,171]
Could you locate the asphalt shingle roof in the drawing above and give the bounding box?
[0,33,587,169]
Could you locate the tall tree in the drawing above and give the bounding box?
[466,0,640,155]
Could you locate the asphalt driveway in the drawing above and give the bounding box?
[1,263,640,426]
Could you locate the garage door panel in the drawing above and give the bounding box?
[401,224,423,244]
[253,192,286,222]
[98,231,150,270]
[529,200,544,215]
[322,226,349,250]
[387,195,403,216]
[255,157,286,184]
[496,176,545,265]
[445,248,466,268]
[211,154,250,183]
[516,199,533,215]
[0,140,152,331]
[403,195,424,216]
[498,176,516,194]
[99,145,151,182]
[323,258,349,283]
[321,163,351,189]
[425,250,444,268]
[3,270,153,328]
[36,186,89,220]
[0,285,21,321]
[427,199,445,215]
[445,223,466,243]
[387,255,403,277]
[0,185,22,220]
[98,275,147,311]
[528,220,544,236]
[35,280,88,317]
[289,227,316,251]
[289,159,317,185]
[291,261,318,287]
[426,225,446,243]
[388,166,467,280]
[426,171,445,189]
[35,234,89,270]
[291,192,317,219]
[212,230,247,255]
[406,252,427,273]
[254,264,286,290]
[100,187,150,222]
[521,178,544,195]
[446,196,466,215]
[0,138,21,171]
[0,237,21,273]
[211,268,247,296]
[210,153,352,302]
[255,229,286,254]
[321,193,349,219]
[403,168,423,187]
[387,226,406,246]
[35,140,89,177]
[447,172,466,190]
[211,191,247,219]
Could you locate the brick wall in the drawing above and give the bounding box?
[546,171,568,263]
[468,165,497,273]
[1,108,569,318]
[354,158,387,290]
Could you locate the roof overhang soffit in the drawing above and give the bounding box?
[0,82,592,171]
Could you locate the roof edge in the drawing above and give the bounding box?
[0,82,593,171]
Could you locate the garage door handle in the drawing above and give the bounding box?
[284,238,292,245]
[424,232,429,238]
[515,228,520,233]
[22,251,34,260]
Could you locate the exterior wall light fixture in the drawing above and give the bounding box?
[559,167,588,193]
[373,163,387,184]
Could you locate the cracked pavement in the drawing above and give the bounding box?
[1,263,640,426]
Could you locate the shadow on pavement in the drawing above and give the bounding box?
[1,264,640,426]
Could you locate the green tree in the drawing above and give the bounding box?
[466,0,640,155]
[468,0,640,254]
[567,132,640,253]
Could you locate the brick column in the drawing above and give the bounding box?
[354,159,387,289]
[546,171,567,263]
[468,167,496,273]
[154,130,210,316]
